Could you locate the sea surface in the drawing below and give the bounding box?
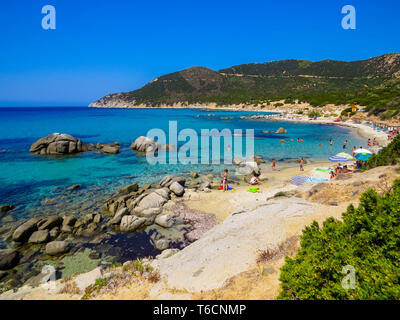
[0,107,365,221]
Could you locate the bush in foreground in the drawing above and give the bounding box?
[278,180,400,300]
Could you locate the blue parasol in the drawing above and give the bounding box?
[355,153,372,161]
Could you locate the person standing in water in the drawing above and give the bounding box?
[221,169,229,191]
[299,157,304,171]
[329,139,333,147]
[343,140,348,149]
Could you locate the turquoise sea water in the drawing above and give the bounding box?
[0,107,365,220]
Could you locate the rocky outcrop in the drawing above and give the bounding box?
[29,133,89,155]
[0,249,19,270]
[130,136,161,153]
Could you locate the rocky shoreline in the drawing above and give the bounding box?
[0,132,266,295]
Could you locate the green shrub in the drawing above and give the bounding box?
[365,134,400,169]
[278,180,400,300]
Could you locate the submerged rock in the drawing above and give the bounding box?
[119,183,139,195]
[275,127,287,134]
[0,249,19,270]
[0,205,15,216]
[29,133,89,155]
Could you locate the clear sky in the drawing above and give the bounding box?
[0,0,399,106]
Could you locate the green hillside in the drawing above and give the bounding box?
[90,53,400,118]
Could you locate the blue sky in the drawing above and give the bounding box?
[0,0,399,106]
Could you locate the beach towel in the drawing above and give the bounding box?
[247,188,260,193]
[290,175,310,186]
[316,168,334,172]
[218,185,232,190]
[306,177,329,183]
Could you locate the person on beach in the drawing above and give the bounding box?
[352,146,356,157]
[373,138,377,146]
[343,140,348,149]
[368,139,371,147]
[272,159,276,170]
[299,157,304,171]
[221,169,229,191]
[249,175,260,185]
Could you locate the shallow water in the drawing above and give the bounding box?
[0,107,365,220]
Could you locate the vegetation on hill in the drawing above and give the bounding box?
[91,54,400,119]
[365,135,400,169]
[278,179,400,300]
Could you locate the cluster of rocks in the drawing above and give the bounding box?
[30,134,173,158]
[29,133,90,155]
[103,175,188,251]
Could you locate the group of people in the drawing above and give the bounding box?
[387,130,399,141]
[367,138,377,147]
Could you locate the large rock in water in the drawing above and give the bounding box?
[0,249,19,270]
[130,136,161,153]
[29,133,89,155]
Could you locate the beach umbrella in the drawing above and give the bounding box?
[336,152,354,160]
[355,152,372,161]
[354,148,372,154]
[328,156,349,162]
[291,175,310,186]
